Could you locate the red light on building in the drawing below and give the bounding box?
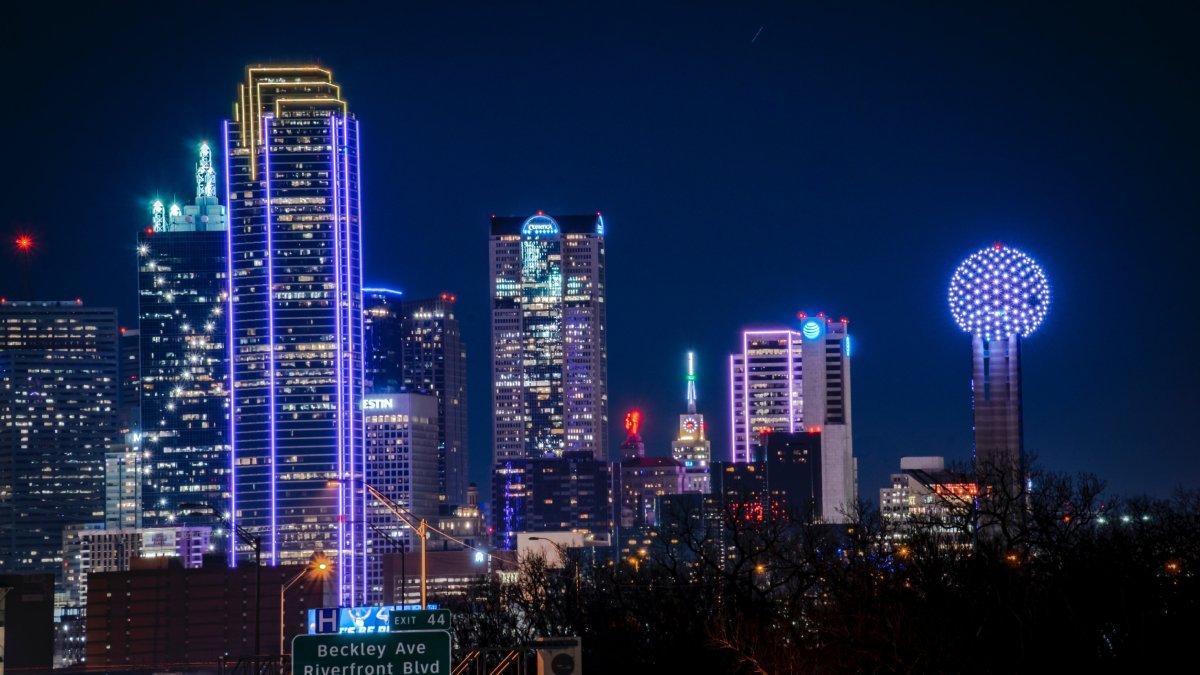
[796,312,807,319]
[933,483,980,499]
[14,235,33,252]
[624,410,642,437]
[145,228,154,235]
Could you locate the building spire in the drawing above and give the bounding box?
[686,351,697,414]
[196,141,217,201]
[151,199,165,232]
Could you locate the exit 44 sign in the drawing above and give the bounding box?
[293,630,450,675]
[390,609,451,631]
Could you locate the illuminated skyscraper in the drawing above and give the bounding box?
[0,301,119,573]
[490,212,608,463]
[224,66,366,604]
[363,393,439,604]
[671,351,711,493]
[729,316,856,522]
[948,244,1050,481]
[365,291,469,507]
[364,288,405,393]
[138,143,229,527]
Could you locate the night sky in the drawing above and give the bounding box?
[5,2,1198,504]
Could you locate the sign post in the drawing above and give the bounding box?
[293,631,451,675]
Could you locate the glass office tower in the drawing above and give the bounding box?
[0,301,118,573]
[138,142,229,527]
[490,213,608,463]
[365,291,469,507]
[224,66,366,604]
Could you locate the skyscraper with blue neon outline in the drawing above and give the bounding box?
[224,66,366,605]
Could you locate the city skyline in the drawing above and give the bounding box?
[5,3,1199,506]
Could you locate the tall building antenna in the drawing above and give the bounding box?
[686,351,697,414]
[196,142,217,201]
[151,199,165,232]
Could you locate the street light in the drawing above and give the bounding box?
[281,556,330,662]
[179,502,264,657]
[529,537,580,594]
[328,478,431,609]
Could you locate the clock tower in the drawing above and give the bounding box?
[671,352,712,493]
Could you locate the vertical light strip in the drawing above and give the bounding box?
[342,115,358,604]
[728,354,737,463]
[343,112,355,600]
[787,332,795,433]
[263,114,278,565]
[331,115,346,602]
[223,120,238,568]
[741,331,751,462]
[354,118,368,604]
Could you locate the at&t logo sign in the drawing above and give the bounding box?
[801,319,823,340]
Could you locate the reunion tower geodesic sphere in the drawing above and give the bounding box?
[948,243,1050,341]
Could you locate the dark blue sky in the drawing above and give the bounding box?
[5,2,1198,503]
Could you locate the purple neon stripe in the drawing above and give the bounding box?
[354,118,368,604]
[342,117,361,604]
[331,116,346,602]
[342,114,355,602]
[264,114,278,565]
[223,120,237,568]
[343,119,361,604]
[787,333,795,433]
[741,331,751,462]
[729,354,737,463]
[343,118,357,604]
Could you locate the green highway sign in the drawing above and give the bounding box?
[293,630,451,675]
[389,609,452,632]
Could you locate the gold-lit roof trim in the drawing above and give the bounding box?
[273,98,348,117]
[253,81,342,148]
[237,65,340,178]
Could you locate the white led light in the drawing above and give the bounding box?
[949,244,1050,341]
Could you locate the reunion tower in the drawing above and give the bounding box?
[948,243,1050,480]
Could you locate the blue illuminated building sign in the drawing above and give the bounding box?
[521,215,560,236]
[801,319,824,340]
[308,604,442,635]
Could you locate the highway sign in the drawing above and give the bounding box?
[293,630,451,675]
[389,609,451,632]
